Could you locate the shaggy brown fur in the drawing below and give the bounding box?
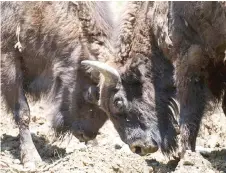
[1,1,113,167]
[112,1,226,155]
[83,2,179,155]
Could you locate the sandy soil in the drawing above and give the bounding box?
[0,98,226,173]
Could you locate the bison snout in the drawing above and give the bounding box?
[72,130,97,142]
[129,143,158,156]
[72,122,97,142]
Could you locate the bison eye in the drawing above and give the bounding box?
[114,98,124,110]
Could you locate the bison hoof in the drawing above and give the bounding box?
[21,149,42,169]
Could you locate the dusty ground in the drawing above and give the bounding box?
[0,97,226,173]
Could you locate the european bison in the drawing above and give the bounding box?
[82,1,226,156]
[150,1,226,155]
[1,1,113,168]
[82,2,179,156]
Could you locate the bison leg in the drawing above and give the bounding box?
[1,53,41,168]
[175,60,207,156]
[17,89,42,168]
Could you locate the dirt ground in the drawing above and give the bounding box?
[0,97,226,173]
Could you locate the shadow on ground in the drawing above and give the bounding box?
[145,149,226,173]
[201,149,226,172]
[145,158,180,173]
[1,133,66,163]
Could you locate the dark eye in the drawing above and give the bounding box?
[114,98,124,110]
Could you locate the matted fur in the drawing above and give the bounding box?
[111,1,226,154]
[94,2,179,155]
[1,1,113,165]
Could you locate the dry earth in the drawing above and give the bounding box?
[0,97,226,173]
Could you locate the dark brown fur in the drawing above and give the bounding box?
[111,2,179,154]
[1,1,113,167]
[110,1,226,155]
[84,2,179,155]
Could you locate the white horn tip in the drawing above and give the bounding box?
[81,60,120,79]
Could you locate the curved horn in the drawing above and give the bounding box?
[81,60,121,86]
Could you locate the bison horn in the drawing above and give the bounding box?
[81,60,121,86]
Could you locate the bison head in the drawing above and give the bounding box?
[50,65,108,142]
[82,58,179,155]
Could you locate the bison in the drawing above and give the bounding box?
[148,1,226,155]
[82,2,179,156]
[82,1,226,156]
[1,1,113,168]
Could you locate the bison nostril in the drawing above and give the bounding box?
[79,132,97,142]
[130,143,159,155]
[130,145,143,155]
[134,146,142,154]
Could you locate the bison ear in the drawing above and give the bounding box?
[81,60,121,87]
